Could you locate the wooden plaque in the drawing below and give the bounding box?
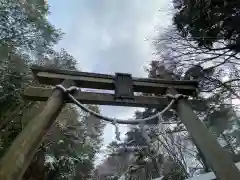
[114,73,134,100]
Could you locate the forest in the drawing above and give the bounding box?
[1,0,240,180]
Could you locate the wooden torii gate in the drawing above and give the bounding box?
[0,65,239,180]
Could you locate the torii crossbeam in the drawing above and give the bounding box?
[0,65,239,180]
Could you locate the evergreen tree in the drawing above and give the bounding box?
[0,1,105,179]
[173,0,240,52]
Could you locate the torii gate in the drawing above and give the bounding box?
[0,65,239,180]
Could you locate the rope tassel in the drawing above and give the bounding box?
[113,119,121,141]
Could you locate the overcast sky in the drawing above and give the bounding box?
[48,0,173,164]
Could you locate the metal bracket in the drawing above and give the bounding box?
[114,73,134,100]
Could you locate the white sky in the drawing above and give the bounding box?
[48,0,173,165]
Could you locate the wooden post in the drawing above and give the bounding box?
[168,89,240,180]
[0,80,75,180]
